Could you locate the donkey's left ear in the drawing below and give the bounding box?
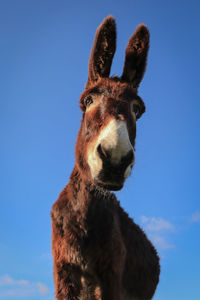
[85,16,116,89]
[121,24,149,88]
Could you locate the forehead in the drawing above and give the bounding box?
[81,78,138,102]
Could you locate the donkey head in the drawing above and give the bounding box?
[75,16,149,191]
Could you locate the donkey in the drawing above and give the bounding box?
[51,16,160,300]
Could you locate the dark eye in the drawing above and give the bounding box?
[84,96,93,108]
[132,104,140,119]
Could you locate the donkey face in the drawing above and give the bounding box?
[75,16,149,191]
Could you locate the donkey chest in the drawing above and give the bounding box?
[67,207,122,267]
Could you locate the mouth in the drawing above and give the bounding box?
[94,178,124,191]
[94,162,132,191]
[93,152,135,190]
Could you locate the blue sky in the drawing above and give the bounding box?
[0,0,200,299]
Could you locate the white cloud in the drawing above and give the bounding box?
[0,287,35,298]
[0,275,29,287]
[150,234,174,250]
[191,211,200,223]
[141,216,174,232]
[0,275,49,298]
[37,282,49,295]
[140,216,175,251]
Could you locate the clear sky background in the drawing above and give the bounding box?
[0,0,200,299]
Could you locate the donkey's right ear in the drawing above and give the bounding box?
[85,16,116,89]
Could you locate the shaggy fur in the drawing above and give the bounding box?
[51,16,160,300]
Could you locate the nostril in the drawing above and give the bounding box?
[128,150,134,162]
[97,144,110,161]
[121,150,134,166]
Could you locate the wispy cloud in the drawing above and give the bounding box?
[190,211,200,223]
[0,275,49,298]
[37,282,49,295]
[140,216,175,250]
[141,216,174,232]
[0,275,29,287]
[149,234,174,250]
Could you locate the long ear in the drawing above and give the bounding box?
[121,24,149,88]
[85,16,116,89]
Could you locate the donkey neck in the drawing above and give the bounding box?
[68,166,91,210]
[66,166,115,214]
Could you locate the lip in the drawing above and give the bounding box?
[95,178,124,191]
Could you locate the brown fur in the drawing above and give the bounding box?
[51,16,160,300]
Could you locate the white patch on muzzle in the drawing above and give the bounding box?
[87,118,134,179]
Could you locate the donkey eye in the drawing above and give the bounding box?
[132,104,140,119]
[84,96,94,108]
